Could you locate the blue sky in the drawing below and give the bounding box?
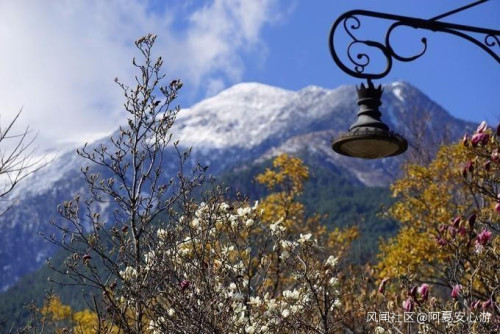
[0,0,498,153]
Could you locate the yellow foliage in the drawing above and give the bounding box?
[73,309,99,334]
[327,225,359,255]
[256,153,309,194]
[377,139,498,280]
[256,154,359,248]
[41,296,72,322]
[377,226,445,278]
[377,144,470,279]
[40,295,119,334]
[256,154,313,235]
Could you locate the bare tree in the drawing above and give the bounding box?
[45,33,203,332]
[402,104,453,166]
[0,109,46,214]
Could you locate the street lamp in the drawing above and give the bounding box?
[329,0,499,159]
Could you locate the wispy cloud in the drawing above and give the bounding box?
[0,0,288,152]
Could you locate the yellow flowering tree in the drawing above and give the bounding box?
[377,143,468,279]
[37,295,113,333]
[374,122,499,333]
[257,154,358,252]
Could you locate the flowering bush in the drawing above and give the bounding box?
[135,199,343,333]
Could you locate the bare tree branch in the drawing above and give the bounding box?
[0,109,48,216]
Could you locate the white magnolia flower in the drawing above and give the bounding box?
[219,202,230,212]
[325,255,338,268]
[329,277,338,287]
[245,325,255,334]
[270,218,285,234]
[280,250,290,260]
[280,240,295,251]
[267,299,278,311]
[179,247,191,256]
[298,233,312,243]
[232,292,244,301]
[270,223,278,232]
[237,206,252,217]
[144,251,156,266]
[282,309,290,318]
[120,266,138,281]
[300,294,311,304]
[157,229,168,240]
[195,202,207,218]
[283,289,300,300]
[248,296,262,306]
[190,218,200,228]
[236,311,247,325]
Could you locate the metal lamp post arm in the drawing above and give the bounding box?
[329,9,500,80]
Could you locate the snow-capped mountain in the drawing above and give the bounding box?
[0,81,474,290]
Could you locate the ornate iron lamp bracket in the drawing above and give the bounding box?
[329,2,500,80]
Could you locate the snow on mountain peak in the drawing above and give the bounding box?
[392,87,405,102]
[390,81,405,87]
[174,82,296,149]
[388,81,411,102]
[216,82,293,97]
[299,85,328,94]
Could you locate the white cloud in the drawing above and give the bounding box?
[205,78,227,98]
[0,0,287,153]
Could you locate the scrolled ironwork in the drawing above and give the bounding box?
[386,22,428,62]
[343,15,361,41]
[329,8,500,80]
[485,34,499,48]
[342,15,381,74]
